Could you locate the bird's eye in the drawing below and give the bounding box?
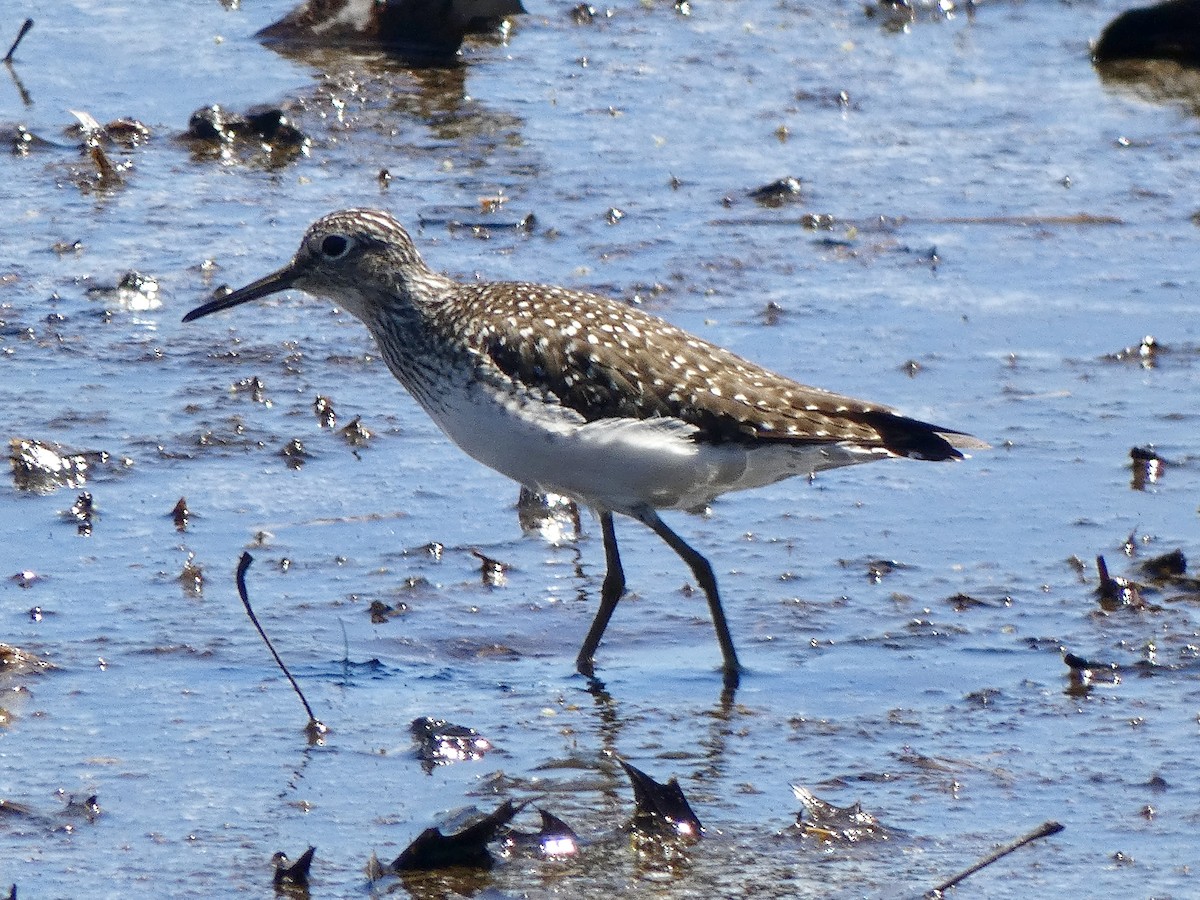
[320,234,351,259]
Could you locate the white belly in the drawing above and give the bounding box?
[417,379,884,514]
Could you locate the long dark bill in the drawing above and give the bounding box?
[182,264,300,322]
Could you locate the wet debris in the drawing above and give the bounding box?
[390,799,521,872]
[477,192,507,214]
[1061,650,1128,696]
[790,785,893,844]
[471,549,508,586]
[280,437,310,469]
[85,270,161,311]
[447,639,521,661]
[0,799,36,820]
[66,491,94,536]
[60,793,101,824]
[232,375,269,404]
[1065,643,1185,700]
[4,124,59,155]
[184,104,309,168]
[865,0,968,32]
[339,416,372,446]
[4,18,33,63]
[3,108,146,159]
[51,239,84,255]
[257,0,525,59]
[516,487,580,542]
[839,556,907,583]
[171,497,191,531]
[1138,547,1187,581]
[0,792,100,831]
[926,820,1063,898]
[272,846,315,892]
[1132,547,1200,596]
[66,110,129,190]
[964,687,1002,708]
[412,541,445,561]
[747,176,803,207]
[620,760,702,841]
[9,570,40,589]
[313,395,336,428]
[1094,0,1200,67]
[1103,334,1161,367]
[1129,445,1166,490]
[419,209,538,237]
[0,643,55,678]
[1143,772,1170,792]
[411,716,493,772]
[1095,555,1150,611]
[178,553,203,595]
[9,439,109,493]
[368,598,410,623]
[570,3,613,24]
[944,592,1005,611]
[501,808,579,859]
[1119,527,1142,558]
[3,445,59,490]
[758,300,786,327]
[235,554,329,744]
[64,114,150,148]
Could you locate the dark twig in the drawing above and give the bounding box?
[4,19,32,62]
[235,552,328,740]
[926,821,1063,897]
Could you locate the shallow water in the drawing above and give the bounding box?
[3,0,1200,896]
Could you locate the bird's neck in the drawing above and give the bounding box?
[359,274,473,401]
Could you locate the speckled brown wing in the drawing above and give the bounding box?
[447,281,972,460]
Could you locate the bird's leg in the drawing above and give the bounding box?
[635,507,742,685]
[576,510,626,677]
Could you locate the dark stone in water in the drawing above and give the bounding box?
[1138,547,1187,581]
[620,760,702,840]
[186,104,307,149]
[470,549,508,586]
[747,176,803,207]
[392,799,519,871]
[172,497,190,531]
[272,846,315,888]
[502,808,579,858]
[1095,0,1200,67]
[1129,445,1166,491]
[791,785,893,844]
[1094,555,1147,610]
[9,438,108,494]
[516,486,580,541]
[68,492,95,536]
[411,716,492,771]
[258,0,526,59]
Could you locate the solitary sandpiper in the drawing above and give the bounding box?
[184,208,984,686]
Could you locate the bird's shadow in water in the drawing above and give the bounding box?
[582,670,739,784]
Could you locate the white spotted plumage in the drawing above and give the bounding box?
[184,208,985,682]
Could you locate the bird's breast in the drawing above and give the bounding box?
[407,375,880,514]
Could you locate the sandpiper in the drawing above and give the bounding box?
[184,208,984,685]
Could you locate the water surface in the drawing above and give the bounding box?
[2,1,1199,896]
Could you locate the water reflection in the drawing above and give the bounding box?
[1096,58,1200,114]
[256,0,523,65]
[240,48,530,178]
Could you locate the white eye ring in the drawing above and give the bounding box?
[319,233,352,259]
